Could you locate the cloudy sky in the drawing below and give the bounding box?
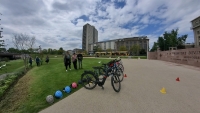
[0,0,200,50]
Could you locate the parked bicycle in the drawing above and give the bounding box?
[101,59,124,82]
[81,60,121,92]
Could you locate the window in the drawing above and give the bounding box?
[196,21,199,25]
[197,31,200,34]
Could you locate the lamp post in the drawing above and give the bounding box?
[39,45,41,53]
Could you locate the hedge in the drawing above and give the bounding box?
[0,67,31,100]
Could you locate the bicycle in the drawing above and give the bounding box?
[81,62,121,92]
[101,59,124,82]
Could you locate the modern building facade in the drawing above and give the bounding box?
[191,16,200,48]
[73,48,82,53]
[88,39,116,52]
[82,23,98,52]
[115,36,149,52]
[89,36,149,55]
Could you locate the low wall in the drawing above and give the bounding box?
[148,52,157,59]
[148,48,200,67]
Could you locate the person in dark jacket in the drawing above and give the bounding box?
[77,51,83,69]
[29,57,32,67]
[45,55,49,64]
[64,51,71,72]
[36,56,40,66]
[72,53,77,70]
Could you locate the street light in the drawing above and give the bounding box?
[39,45,41,53]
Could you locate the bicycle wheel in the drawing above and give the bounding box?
[118,64,124,72]
[111,75,121,92]
[116,67,124,82]
[81,71,97,90]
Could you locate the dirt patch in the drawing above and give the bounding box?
[0,72,32,113]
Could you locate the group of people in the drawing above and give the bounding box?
[27,51,83,72]
[29,55,50,67]
[64,51,83,72]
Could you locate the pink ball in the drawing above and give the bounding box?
[72,82,77,88]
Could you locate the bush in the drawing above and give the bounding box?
[2,57,10,62]
[0,69,29,100]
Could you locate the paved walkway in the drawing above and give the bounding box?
[39,59,200,113]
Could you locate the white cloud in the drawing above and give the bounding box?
[0,0,199,51]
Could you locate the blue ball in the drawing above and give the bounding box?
[54,90,63,99]
[65,86,71,93]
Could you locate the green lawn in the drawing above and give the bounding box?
[0,60,24,75]
[0,58,112,113]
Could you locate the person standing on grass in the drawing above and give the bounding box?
[45,55,49,64]
[72,53,77,70]
[77,51,83,69]
[29,57,32,67]
[36,56,40,66]
[64,51,71,72]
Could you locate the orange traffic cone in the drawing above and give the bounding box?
[124,74,127,77]
[176,77,180,81]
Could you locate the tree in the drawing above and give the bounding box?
[83,50,87,55]
[52,49,58,55]
[12,33,36,50]
[93,45,98,53]
[106,48,112,52]
[12,33,36,71]
[177,34,187,49]
[0,48,6,52]
[57,47,64,55]
[152,29,188,51]
[106,48,112,56]
[47,48,52,54]
[119,46,126,51]
[130,45,140,56]
[7,48,20,53]
[139,49,146,55]
[150,42,158,52]
[97,47,102,52]
[42,49,48,54]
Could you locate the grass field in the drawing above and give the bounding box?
[0,58,112,113]
[0,60,25,75]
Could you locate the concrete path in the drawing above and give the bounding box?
[39,59,200,113]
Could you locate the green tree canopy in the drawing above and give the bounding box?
[106,48,112,52]
[57,47,64,55]
[119,46,127,51]
[150,42,158,52]
[151,29,188,51]
[130,44,140,55]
